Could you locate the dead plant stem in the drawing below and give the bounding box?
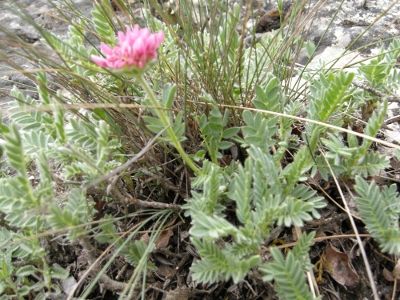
[352,80,400,102]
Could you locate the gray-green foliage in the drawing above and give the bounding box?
[0,54,176,298]
[183,80,326,289]
[354,177,400,254]
[181,18,398,297]
[0,73,123,296]
[260,232,317,300]
[359,39,400,88]
[0,227,69,300]
[197,107,239,164]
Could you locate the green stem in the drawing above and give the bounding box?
[41,256,52,290]
[138,76,200,175]
[4,277,20,299]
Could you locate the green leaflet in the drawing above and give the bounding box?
[354,177,400,255]
[260,232,318,300]
[184,145,326,284]
[312,101,389,179]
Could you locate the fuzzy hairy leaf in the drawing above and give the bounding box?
[227,158,252,225]
[305,71,354,157]
[287,185,324,219]
[309,71,354,122]
[8,88,54,133]
[95,218,119,244]
[67,118,98,150]
[354,177,400,254]
[184,161,226,218]
[277,197,314,227]
[37,75,50,106]
[161,83,176,109]
[282,147,310,193]
[247,146,281,190]
[15,265,39,277]
[186,144,325,287]
[54,106,65,144]
[191,238,261,284]
[253,74,282,114]
[315,102,388,178]
[22,131,55,155]
[121,240,156,269]
[358,39,400,84]
[348,152,390,177]
[292,231,315,269]
[49,265,69,280]
[198,108,233,163]
[234,111,277,151]
[4,124,27,176]
[47,190,94,240]
[91,0,116,44]
[189,212,241,240]
[261,244,317,300]
[189,160,222,190]
[191,238,229,283]
[359,61,388,83]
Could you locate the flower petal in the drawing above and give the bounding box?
[93,26,164,73]
[91,55,109,67]
[100,43,114,56]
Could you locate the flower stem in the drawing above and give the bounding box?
[138,75,200,175]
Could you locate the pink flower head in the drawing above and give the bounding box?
[92,25,164,74]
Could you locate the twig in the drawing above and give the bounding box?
[83,127,168,190]
[105,168,179,223]
[162,252,189,290]
[138,167,189,198]
[307,271,319,298]
[78,236,127,293]
[384,115,400,126]
[124,196,182,211]
[352,80,400,102]
[260,233,372,252]
[110,179,181,211]
[392,277,397,300]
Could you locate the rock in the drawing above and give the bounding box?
[10,71,36,88]
[256,1,293,33]
[300,0,399,54]
[256,9,283,33]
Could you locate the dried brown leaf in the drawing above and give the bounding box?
[156,229,173,249]
[390,157,400,170]
[324,243,360,287]
[383,267,395,282]
[140,233,150,244]
[155,264,174,278]
[164,287,192,300]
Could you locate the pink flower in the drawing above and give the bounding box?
[92,25,164,73]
